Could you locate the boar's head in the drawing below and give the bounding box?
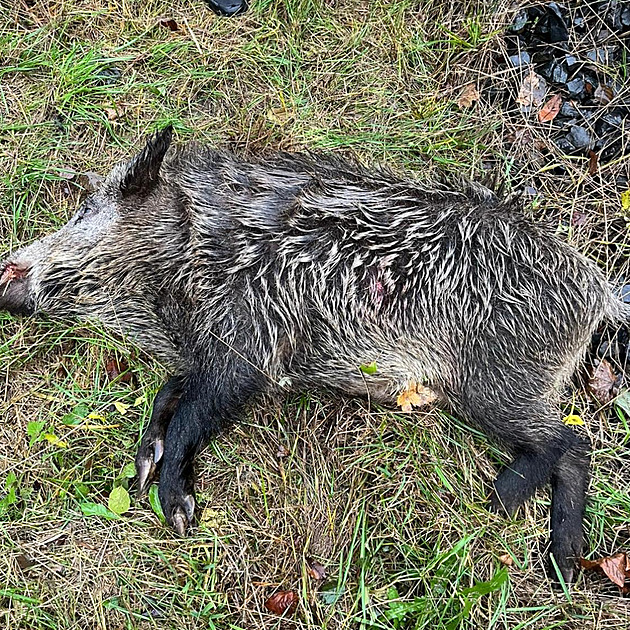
[0,126,185,366]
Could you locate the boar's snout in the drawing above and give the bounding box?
[0,261,34,315]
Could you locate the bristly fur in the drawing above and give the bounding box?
[1,128,626,583]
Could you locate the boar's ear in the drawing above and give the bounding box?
[120,125,173,197]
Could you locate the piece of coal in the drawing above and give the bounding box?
[560,100,580,119]
[587,49,610,64]
[511,10,529,32]
[552,63,568,84]
[566,77,585,96]
[546,3,570,42]
[509,51,531,67]
[567,125,591,149]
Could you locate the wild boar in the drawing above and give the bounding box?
[1,126,626,583]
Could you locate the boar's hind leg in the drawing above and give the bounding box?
[136,376,185,495]
[549,439,590,585]
[461,393,588,582]
[158,365,263,536]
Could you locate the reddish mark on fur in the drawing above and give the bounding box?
[370,278,387,307]
[0,263,28,285]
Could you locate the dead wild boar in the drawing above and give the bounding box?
[0,126,626,583]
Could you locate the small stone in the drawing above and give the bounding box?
[509,51,530,67]
[552,63,568,84]
[560,100,579,118]
[567,126,591,150]
[511,10,529,32]
[566,77,585,96]
[587,49,609,64]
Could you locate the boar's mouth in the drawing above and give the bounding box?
[0,262,29,285]
[0,261,33,315]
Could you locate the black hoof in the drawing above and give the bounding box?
[159,480,196,535]
[135,435,164,496]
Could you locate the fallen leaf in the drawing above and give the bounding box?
[318,582,346,605]
[516,70,547,110]
[457,83,480,108]
[580,553,630,589]
[105,356,132,383]
[588,150,598,176]
[396,381,438,412]
[276,444,289,458]
[594,85,613,105]
[588,359,619,404]
[113,401,129,415]
[267,107,294,126]
[160,18,179,31]
[498,553,514,566]
[80,502,120,520]
[200,508,225,529]
[359,361,378,375]
[16,553,35,571]
[108,486,131,515]
[306,559,327,580]
[264,590,298,616]
[563,414,584,426]
[538,94,562,122]
[44,433,68,448]
[571,210,587,227]
[104,107,119,121]
[621,190,630,211]
[615,390,630,416]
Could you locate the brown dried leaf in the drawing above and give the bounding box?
[516,70,547,109]
[396,381,438,412]
[264,590,298,616]
[594,85,613,105]
[580,552,630,589]
[588,150,599,176]
[160,18,179,31]
[16,553,35,571]
[306,559,327,581]
[588,359,618,404]
[105,356,132,384]
[457,83,480,108]
[104,107,119,121]
[498,553,514,566]
[538,94,562,122]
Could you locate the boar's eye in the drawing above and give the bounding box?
[74,201,98,223]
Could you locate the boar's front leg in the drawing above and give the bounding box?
[136,375,186,495]
[158,363,263,535]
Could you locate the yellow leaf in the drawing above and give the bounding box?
[396,381,438,412]
[113,402,129,415]
[200,508,226,529]
[133,396,146,407]
[621,190,630,211]
[88,412,106,421]
[44,433,68,448]
[563,414,584,426]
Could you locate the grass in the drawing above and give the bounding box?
[1,0,630,628]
